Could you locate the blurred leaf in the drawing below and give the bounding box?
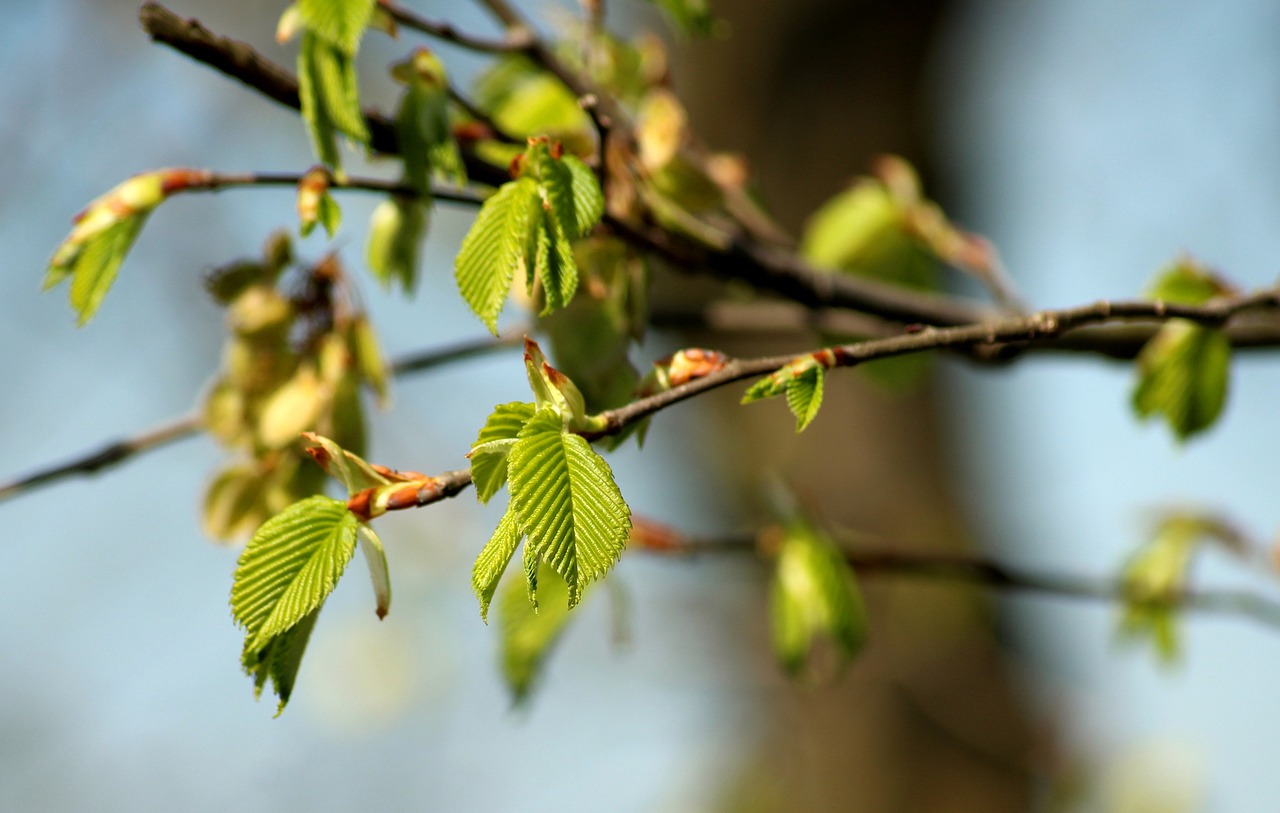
[298,30,370,172]
[297,166,342,238]
[257,365,325,449]
[1147,257,1234,305]
[297,0,374,54]
[473,56,595,156]
[508,408,630,607]
[202,464,267,541]
[393,48,466,191]
[770,517,867,676]
[497,562,574,703]
[1118,514,1226,663]
[644,0,722,37]
[1132,320,1230,441]
[366,197,426,294]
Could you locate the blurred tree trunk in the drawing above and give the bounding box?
[660,1,1042,809]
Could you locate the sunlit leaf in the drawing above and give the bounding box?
[231,495,358,656]
[472,504,523,622]
[785,366,824,432]
[366,197,426,293]
[508,408,630,607]
[297,0,374,54]
[455,176,540,332]
[470,401,536,504]
[242,606,322,716]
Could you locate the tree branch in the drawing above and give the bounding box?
[629,522,1280,630]
[0,328,525,503]
[378,0,534,53]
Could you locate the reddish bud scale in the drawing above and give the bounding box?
[347,488,377,522]
[452,121,492,143]
[382,484,422,511]
[159,168,215,196]
[304,445,332,469]
[629,518,683,552]
[663,348,728,387]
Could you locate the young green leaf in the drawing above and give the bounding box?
[366,197,426,293]
[298,30,370,172]
[454,177,540,333]
[770,518,867,676]
[393,48,466,193]
[46,169,214,324]
[469,401,537,504]
[508,408,631,607]
[231,495,359,656]
[785,366,825,432]
[297,166,342,238]
[1117,514,1221,664]
[302,431,392,494]
[297,0,374,54]
[1131,319,1231,441]
[497,562,574,703]
[472,504,523,623]
[242,606,322,716]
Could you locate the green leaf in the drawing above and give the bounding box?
[455,177,540,333]
[60,216,146,326]
[508,408,630,607]
[298,30,370,172]
[470,401,536,504]
[1132,319,1231,441]
[472,504,523,622]
[231,495,359,656]
[473,56,595,155]
[357,524,391,620]
[497,562,574,703]
[770,518,867,676]
[785,366,824,432]
[1147,258,1232,305]
[297,0,374,54]
[644,0,722,37]
[537,205,579,312]
[1117,514,1224,664]
[394,49,466,192]
[242,606,322,716]
[366,197,426,293]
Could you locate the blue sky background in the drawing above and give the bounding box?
[2,1,1279,811]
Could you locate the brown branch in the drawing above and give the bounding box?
[634,527,1280,630]
[378,0,534,53]
[138,2,402,155]
[591,289,1280,436]
[0,330,521,502]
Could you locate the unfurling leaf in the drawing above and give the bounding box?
[232,495,359,711]
[1131,320,1230,441]
[497,562,574,703]
[454,139,606,331]
[469,401,537,504]
[473,57,596,157]
[784,366,824,432]
[302,432,391,495]
[455,177,540,332]
[243,606,321,716]
[392,48,466,192]
[366,197,426,293]
[473,504,523,622]
[297,165,342,238]
[298,29,370,173]
[508,408,630,607]
[45,168,213,324]
[743,349,842,431]
[1118,513,1232,663]
[770,518,867,676]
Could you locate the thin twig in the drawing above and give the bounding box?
[634,526,1280,630]
[0,331,520,502]
[379,0,534,53]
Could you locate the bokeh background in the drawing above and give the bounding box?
[2,1,1279,810]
